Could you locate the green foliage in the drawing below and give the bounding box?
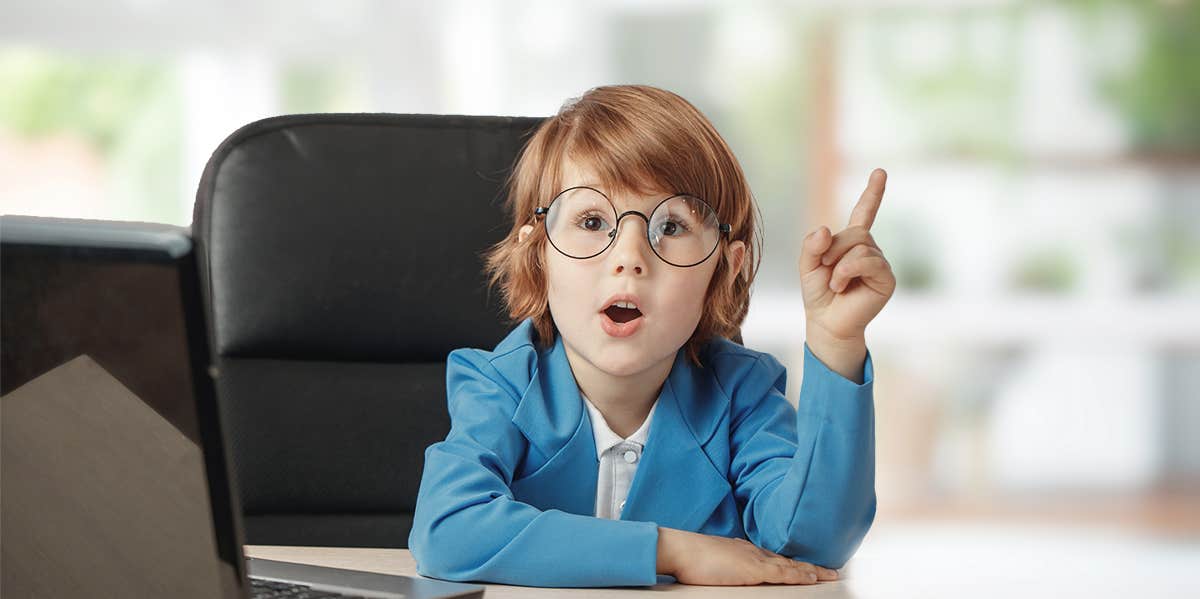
[1069,0,1200,151]
[0,48,183,223]
[864,5,1024,162]
[1009,245,1080,292]
[280,62,359,114]
[0,49,169,153]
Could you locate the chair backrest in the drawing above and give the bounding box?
[191,113,543,547]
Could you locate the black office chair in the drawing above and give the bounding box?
[191,113,542,548]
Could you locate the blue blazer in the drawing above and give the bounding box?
[409,318,875,587]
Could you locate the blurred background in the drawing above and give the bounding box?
[3,0,1198,593]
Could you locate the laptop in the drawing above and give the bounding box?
[0,215,484,599]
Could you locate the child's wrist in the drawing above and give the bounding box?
[805,320,867,384]
[656,526,680,576]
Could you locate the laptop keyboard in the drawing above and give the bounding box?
[249,576,369,598]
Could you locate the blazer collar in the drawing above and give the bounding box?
[510,332,731,529]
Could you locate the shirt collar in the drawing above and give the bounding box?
[581,392,657,460]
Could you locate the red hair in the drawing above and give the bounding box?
[483,84,763,367]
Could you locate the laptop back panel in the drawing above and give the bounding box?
[1,216,246,599]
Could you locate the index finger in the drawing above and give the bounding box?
[848,168,887,230]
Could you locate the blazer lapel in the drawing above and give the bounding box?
[619,349,731,532]
[509,333,598,516]
[510,333,732,529]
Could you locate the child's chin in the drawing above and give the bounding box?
[592,352,647,377]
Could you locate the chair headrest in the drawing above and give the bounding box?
[193,113,545,361]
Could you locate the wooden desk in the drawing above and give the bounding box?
[246,520,1200,599]
[244,546,851,598]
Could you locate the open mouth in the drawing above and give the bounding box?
[599,299,645,338]
[603,304,643,323]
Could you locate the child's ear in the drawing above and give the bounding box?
[518,224,534,243]
[725,240,746,286]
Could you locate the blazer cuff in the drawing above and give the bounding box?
[799,342,874,430]
[587,518,660,586]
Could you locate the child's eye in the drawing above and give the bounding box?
[576,212,610,232]
[657,219,692,237]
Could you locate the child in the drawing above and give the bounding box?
[409,84,894,587]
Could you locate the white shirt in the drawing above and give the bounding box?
[581,392,658,520]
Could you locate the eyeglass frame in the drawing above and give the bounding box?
[533,185,732,268]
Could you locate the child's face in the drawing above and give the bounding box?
[519,158,745,379]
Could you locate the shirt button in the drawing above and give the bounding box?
[622,450,638,463]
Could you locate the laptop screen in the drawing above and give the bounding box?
[1,216,246,598]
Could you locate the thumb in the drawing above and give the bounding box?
[799,226,833,275]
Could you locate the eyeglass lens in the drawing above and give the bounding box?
[543,187,722,267]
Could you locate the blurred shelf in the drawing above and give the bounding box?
[872,490,1200,539]
[843,151,1200,173]
[743,291,1200,349]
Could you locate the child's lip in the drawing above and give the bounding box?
[598,292,644,313]
[599,310,644,338]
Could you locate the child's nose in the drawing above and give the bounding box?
[608,218,650,275]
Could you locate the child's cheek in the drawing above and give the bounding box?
[659,272,710,329]
[544,255,593,317]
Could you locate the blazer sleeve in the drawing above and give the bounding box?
[724,343,876,569]
[408,348,661,587]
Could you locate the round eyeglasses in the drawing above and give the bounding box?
[534,186,731,268]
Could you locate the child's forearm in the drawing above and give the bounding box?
[656,526,680,575]
[804,320,867,384]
